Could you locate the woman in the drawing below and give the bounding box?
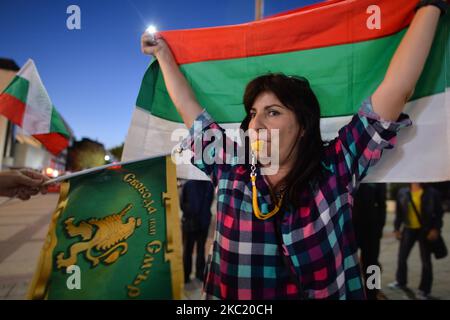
[141,2,446,299]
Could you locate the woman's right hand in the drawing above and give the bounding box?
[141,33,170,60]
[140,30,203,128]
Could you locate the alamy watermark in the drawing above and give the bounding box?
[66,264,81,290]
[66,5,81,30]
[366,265,382,290]
[366,5,381,30]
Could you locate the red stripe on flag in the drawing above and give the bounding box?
[33,133,69,156]
[0,93,25,125]
[161,0,419,65]
[265,0,344,19]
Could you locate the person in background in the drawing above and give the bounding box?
[389,183,444,300]
[352,183,387,300]
[0,169,48,200]
[180,179,214,283]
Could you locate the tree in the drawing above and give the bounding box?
[67,138,106,171]
[109,143,124,161]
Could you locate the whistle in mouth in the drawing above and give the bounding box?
[251,140,264,153]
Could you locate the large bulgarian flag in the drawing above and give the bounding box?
[0,59,70,155]
[123,0,450,182]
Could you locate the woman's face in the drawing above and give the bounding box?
[248,91,301,167]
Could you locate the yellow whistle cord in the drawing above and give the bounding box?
[251,173,283,221]
[250,142,284,220]
[251,176,283,220]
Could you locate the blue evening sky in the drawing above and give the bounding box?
[0,0,319,149]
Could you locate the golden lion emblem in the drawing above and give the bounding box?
[56,204,141,269]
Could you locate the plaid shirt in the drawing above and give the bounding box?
[182,96,411,300]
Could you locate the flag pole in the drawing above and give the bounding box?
[255,0,264,20]
[43,152,170,185]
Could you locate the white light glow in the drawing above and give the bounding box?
[146,25,157,35]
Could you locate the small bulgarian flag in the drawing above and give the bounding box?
[0,59,70,155]
[123,0,450,182]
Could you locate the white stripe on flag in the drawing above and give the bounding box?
[365,89,450,182]
[17,59,52,135]
[123,90,450,182]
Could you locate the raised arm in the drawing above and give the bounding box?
[372,4,443,121]
[141,33,203,128]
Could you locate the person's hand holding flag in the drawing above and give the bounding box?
[0,169,49,200]
[141,26,168,58]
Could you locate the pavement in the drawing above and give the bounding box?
[0,194,449,300]
[0,194,56,300]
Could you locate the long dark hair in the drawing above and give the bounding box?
[240,73,324,207]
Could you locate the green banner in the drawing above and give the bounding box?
[27,156,183,299]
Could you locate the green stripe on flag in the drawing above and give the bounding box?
[136,61,159,115]
[138,17,448,124]
[50,107,70,137]
[413,13,449,100]
[3,76,29,104]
